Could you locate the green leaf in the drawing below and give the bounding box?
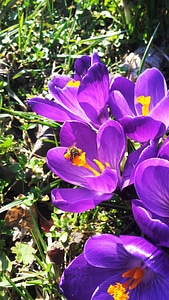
[18,153,27,167]
[0,251,12,272]
[11,242,36,265]
[9,163,22,173]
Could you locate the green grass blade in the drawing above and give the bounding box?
[138,22,160,75]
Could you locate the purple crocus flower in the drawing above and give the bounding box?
[60,234,169,300]
[28,53,109,129]
[132,157,169,247]
[109,68,168,142]
[46,119,126,212]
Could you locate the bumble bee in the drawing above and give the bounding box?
[68,146,82,162]
[64,146,82,163]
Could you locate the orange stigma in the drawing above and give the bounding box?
[64,146,109,176]
[137,95,151,116]
[107,266,145,299]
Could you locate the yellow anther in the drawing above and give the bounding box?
[137,95,151,116]
[107,283,129,300]
[66,80,80,87]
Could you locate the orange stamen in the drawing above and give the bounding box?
[122,267,145,290]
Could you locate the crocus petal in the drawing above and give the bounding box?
[60,253,114,300]
[60,121,98,161]
[74,55,91,81]
[48,76,77,104]
[27,97,77,122]
[84,234,133,269]
[135,68,167,115]
[122,140,158,189]
[110,76,136,115]
[85,168,118,193]
[51,187,112,213]
[91,52,101,64]
[73,52,101,81]
[78,63,109,127]
[48,74,70,88]
[120,235,162,261]
[150,95,169,128]
[134,158,169,217]
[48,77,89,120]
[109,90,135,119]
[110,76,135,113]
[120,115,166,142]
[132,200,169,247]
[97,120,126,169]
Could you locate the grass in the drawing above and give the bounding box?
[1,0,169,299]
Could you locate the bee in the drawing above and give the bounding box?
[64,146,82,163]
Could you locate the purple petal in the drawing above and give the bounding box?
[60,121,98,161]
[73,53,101,81]
[73,55,91,81]
[109,90,135,120]
[132,200,169,247]
[97,120,126,169]
[91,52,101,64]
[120,235,161,260]
[78,63,109,127]
[27,97,76,122]
[85,168,118,193]
[51,187,112,213]
[110,76,135,114]
[48,76,91,124]
[60,253,114,300]
[84,234,133,269]
[134,158,169,217]
[120,116,166,142]
[48,74,70,88]
[48,76,78,108]
[135,68,167,115]
[150,95,169,128]
[122,141,158,189]
[48,77,88,117]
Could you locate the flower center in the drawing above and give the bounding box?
[64,146,109,176]
[137,95,151,116]
[66,79,80,87]
[107,266,145,299]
